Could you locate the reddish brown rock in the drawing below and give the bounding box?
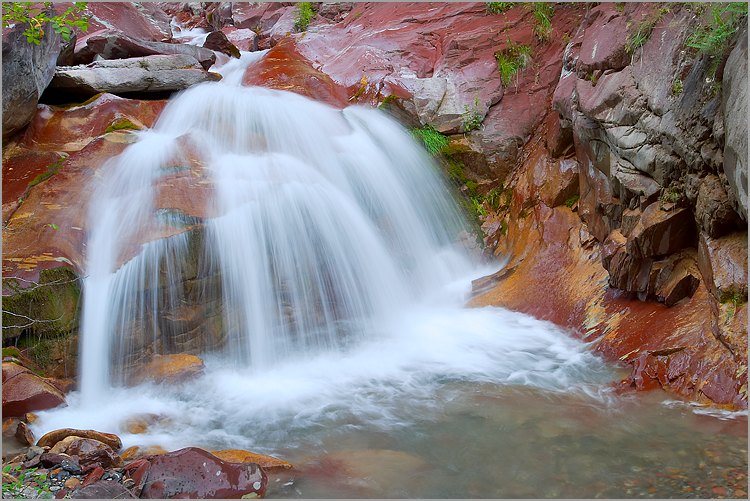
[221,27,259,52]
[211,449,293,472]
[61,2,173,42]
[37,428,122,451]
[575,4,630,74]
[697,231,748,303]
[203,30,240,58]
[2,362,66,417]
[131,353,205,385]
[695,175,743,238]
[15,421,35,446]
[139,447,267,499]
[69,480,136,499]
[48,436,122,470]
[626,203,697,259]
[242,38,349,108]
[120,445,168,462]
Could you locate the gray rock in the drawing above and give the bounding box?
[694,174,743,238]
[74,29,216,70]
[2,16,62,139]
[723,25,748,220]
[48,55,221,97]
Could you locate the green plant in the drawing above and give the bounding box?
[1,465,52,498]
[486,2,516,14]
[561,32,572,45]
[564,194,580,208]
[671,78,683,95]
[470,196,488,218]
[484,186,504,210]
[531,2,554,43]
[659,187,682,205]
[720,288,747,306]
[411,125,449,155]
[462,97,483,132]
[625,9,667,55]
[1,2,88,45]
[378,94,398,109]
[495,40,532,86]
[686,2,748,56]
[293,2,314,32]
[614,3,625,13]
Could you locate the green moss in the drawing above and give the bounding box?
[411,125,450,155]
[104,117,140,134]
[378,94,398,109]
[2,267,81,342]
[2,346,22,359]
[564,194,580,208]
[495,41,532,86]
[27,157,65,191]
[293,2,315,32]
[720,288,747,306]
[671,78,683,95]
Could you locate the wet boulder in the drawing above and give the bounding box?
[626,203,696,259]
[694,175,743,238]
[222,27,259,52]
[139,447,267,499]
[211,449,293,473]
[48,436,122,471]
[203,30,240,58]
[722,25,748,220]
[37,428,122,451]
[2,362,66,417]
[48,55,221,99]
[70,480,137,499]
[131,353,205,385]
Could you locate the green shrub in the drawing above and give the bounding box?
[686,2,747,56]
[486,2,516,14]
[495,40,532,86]
[531,2,554,43]
[1,2,88,45]
[293,2,314,32]
[411,125,449,155]
[462,97,483,132]
[671,78,683,95]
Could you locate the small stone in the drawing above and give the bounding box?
[26,445,45,460]
[101,470,123,482]
[122,478,135,489]
[60,458,83,475]
[64,477,81,490]
[24,412,39,424]
[15,422,35,445]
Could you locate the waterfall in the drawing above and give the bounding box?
[78,52,474,402]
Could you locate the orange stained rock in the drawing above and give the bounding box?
[211,449,293,472]
[134,353,206,385]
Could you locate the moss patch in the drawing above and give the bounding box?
[105,117,141,134]
[2,267,82,342]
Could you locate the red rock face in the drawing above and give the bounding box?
[472,138,747,410]
[242,38,350,107]
[139,447,267,499]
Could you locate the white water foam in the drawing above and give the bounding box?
[41,48,621,450]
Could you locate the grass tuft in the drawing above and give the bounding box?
[411,125,449,155]
[293,2,314,32]
[495,40,532,86]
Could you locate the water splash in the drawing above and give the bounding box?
[78,51,473,400]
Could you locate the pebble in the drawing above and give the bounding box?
[60,459,82,475]
[64,477,81,490]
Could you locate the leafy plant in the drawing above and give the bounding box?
[1,2,88,45]
[486,2,516,14]
[293,2,314,32]
[495,40,532,86]
[411,125,449,155]
[686,2,748,56]
[614,3,625,13]
[531,2,554,43]
[659,187,682,206]
[462,97,483,132]
[1,465,52,498]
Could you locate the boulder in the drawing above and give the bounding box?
[626,203,696,259]
[69,480,136,499]
[211,449,293,472]
[73,29,216,70]
[139,447,267,499]
[575,4,630,74]
[222,27,259,52]
[723,25,748,220]
[697,232,748,303]
[537,158,579,208]
[2,13,62,139]
[203,30,240,58]
[694,174,743,238]
[78,2,173,42]
[49,55,221,98]
[2,362,66,417]
[48,436,122,470]
[131,353,205,385]
[37,428,122,450]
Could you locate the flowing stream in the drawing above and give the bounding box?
[31,48,747,497]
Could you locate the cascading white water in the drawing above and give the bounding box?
[78,50,474,400]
